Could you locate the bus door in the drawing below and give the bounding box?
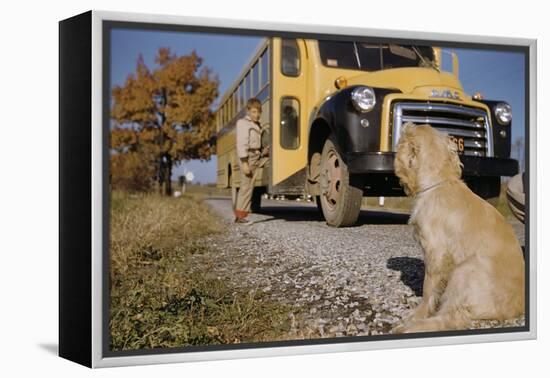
[270,37,309,194]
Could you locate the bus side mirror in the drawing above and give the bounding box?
[452,52,459,78]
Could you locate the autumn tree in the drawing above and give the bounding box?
[111,48,219,194]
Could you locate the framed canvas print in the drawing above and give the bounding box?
[59,10,537,368]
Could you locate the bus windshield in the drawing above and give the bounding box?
[318,40,437,71]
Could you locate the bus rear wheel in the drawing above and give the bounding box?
[319,136,363,227]
[251,187,262,213]
[231,174,239,211]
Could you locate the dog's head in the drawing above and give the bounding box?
[394,123,463,196]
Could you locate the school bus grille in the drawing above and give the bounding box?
[391,102,493,157]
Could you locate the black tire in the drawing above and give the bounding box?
[230,174,239,211]
[251,187,263,213]
[314,195,323,216]
[319,135,363,227]
[506,173,525,224]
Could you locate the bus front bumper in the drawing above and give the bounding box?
[346,152,519,177]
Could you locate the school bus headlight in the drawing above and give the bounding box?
[494,102,512,125]
[351,86,376,112]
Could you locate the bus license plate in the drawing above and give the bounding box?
[449,136,465,154]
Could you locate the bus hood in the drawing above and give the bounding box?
[345,67,465,95]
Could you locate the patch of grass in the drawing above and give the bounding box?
[109,191,291,351]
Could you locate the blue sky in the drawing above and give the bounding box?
[110,28,526,184]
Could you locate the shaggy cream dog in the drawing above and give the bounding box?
[392,123,524,333]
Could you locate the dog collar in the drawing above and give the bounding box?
[414,179,451,198]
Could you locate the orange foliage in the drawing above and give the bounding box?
[110,48,219,194]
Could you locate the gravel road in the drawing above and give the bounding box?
[199,196,526,338]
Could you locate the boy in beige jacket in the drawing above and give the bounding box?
[234,98,269,224]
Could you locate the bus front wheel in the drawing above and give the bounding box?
[319,136,363,227]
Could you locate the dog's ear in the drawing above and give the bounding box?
[410,141,419,167]
[394,123,420,196]
[445,135,464,177]
[400,122,418,168]
[405,137,419,169]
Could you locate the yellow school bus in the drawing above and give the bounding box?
[215,37,518,227]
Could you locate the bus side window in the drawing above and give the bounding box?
[281,39,300,77]
[280,97,300,149]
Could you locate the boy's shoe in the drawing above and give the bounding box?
[234,217,253,225]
